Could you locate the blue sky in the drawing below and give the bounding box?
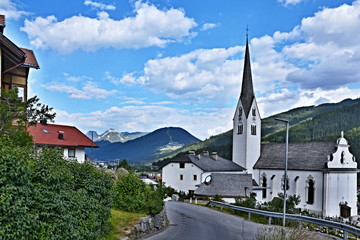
[1,0,360,139]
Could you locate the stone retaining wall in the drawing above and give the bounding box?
[126,209,168,239]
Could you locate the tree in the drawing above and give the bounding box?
[117,159,132,171]
[0,88,55,139]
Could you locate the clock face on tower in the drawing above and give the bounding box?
[205,175,212,185]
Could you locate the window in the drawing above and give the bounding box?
[237,124,243,134]
[238,107,243,120]
[262,175,267,199]
[340,151,345,164]
[281,175,289,190]
[180,174,183,180]
[306,178,315,205]
[68,148,75,158]
[193,175,197,181]
[179,163,185,168]
[251,125,256,135]
[252,107,256,116]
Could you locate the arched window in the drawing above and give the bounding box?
[251,124,256,135]
[340,151,345,164]
[281,175,289,190]
[237,123,243,134]
[252,107,256,116]
[306,176,315,205]
[262,175,267,199]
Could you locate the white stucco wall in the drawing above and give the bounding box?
[232,100,261,174]
[324,171,358,217]
[63,147,86,163]
[256,169,324,215]
[162,162,203,193]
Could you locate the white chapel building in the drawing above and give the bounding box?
[233,37,358,218]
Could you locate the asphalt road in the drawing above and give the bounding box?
[144,201,265,240]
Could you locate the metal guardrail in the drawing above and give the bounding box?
[208,200,360,239]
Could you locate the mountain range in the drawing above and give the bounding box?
[86,129,148,143]
[86,127,200,164]
[154,98,360,167]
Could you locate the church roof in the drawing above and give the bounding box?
[158,153,245,172]
[240,37,255,118]
[253,142,335,171]
[195,173,253,197]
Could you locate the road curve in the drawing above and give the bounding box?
[144,201,265,240]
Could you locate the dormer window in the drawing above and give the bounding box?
[58,131,64,140]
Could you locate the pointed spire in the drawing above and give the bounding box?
[240,34,255,118]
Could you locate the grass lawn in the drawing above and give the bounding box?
[100,209,147,240]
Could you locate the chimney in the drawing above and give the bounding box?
[58,131,64,140]
[188,151,195,155]
[211,152,218,160]
[0,15,5,34]
[40,119,47,125]
[202,151,209,156]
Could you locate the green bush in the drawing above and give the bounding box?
[0,136,113,239]
[112,174,164,215]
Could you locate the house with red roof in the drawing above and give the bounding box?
[0,15,39,101]
[27,121,98,163]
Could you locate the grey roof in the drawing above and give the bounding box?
[240,37,255,118]
[253,142,335,171]
[195,173,253,197]
[159,154,245,172]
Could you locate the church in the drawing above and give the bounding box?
[233,36,358,218]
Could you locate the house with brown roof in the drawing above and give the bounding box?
[27,121,98,163]
[0,15,39,101]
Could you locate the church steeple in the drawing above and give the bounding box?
[240,36,255,118]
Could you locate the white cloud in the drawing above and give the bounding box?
[64,73,93,82]
[54,105,234,140]
[0,0,29,19]
[21,2,197,53]
[277,0,304,6]
[43,81,117,99]
[201,23,219,31]
[84,0,116,10]
[106,72,146,86]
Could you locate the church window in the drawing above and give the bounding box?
[251,124,256,135]
[180,174,183,180]
[306,177,315,205]
[252,107,256,116]
[340,151,345,164]
[239,107,243,117]
[262,175,267,199]
[193,175,197,181]
[237,124,243,134]
[281,175,289,191]
[179,163,185,168]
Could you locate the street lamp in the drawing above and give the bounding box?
[275,117,289,228]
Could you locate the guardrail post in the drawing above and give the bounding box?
[248,212,251,221]
[343,231,348,240]
[298,221,302,230]
[268,217,272,225]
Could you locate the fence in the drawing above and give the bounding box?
[207,200,360,240]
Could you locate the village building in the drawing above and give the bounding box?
[0,15,39,101]
[160,151,245,193]
[27,121,98,163]
[232,36,358,218]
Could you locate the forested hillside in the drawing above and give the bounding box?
[153,98,360,166]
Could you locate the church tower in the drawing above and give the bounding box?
[232,36,261,174]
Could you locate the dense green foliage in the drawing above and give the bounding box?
[112,174,164,215]
[117,159,132,171]
[0,135,113,239]
[262,193,301,214]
